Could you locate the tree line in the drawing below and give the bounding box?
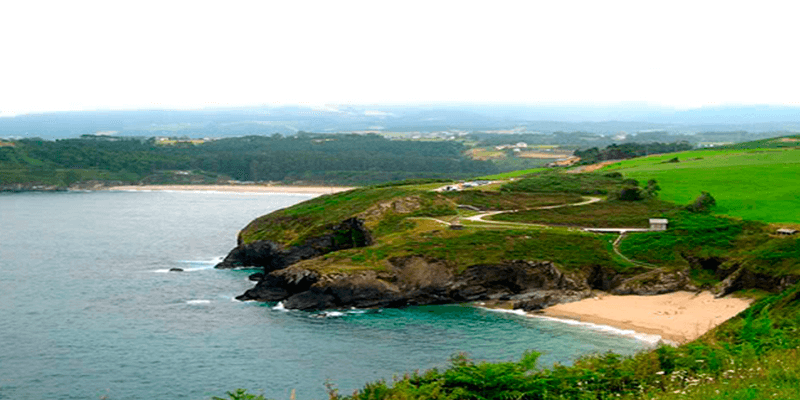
[0,134,498,186]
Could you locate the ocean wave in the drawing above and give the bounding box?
[533,315,664,345]
[186,299,211,305]
[478,306,664,345]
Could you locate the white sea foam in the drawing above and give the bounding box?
[273,302,287,311]
[478,306,664,346]
[533,315,664,345]
[186,300,211,305]
[324,311,345,317]
[482,307,529,317]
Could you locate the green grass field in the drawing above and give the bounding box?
[600,148,800,224]
[473,167,548,180]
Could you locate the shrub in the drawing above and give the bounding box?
[618,187,644,201]
[686,191,716,213]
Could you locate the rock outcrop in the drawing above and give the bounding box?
[715,266,800,298]
[220,217,721,312]
[238,258,598,311]
[215,217,373,271]
[611,269,697,295]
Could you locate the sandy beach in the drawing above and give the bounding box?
[103,184,356,195]
[539,291,752,343]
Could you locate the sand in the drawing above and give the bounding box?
[103,184,356,194]
[539,291,752,343]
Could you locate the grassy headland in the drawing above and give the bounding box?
[218,135,800,399]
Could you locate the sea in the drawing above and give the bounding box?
[0,190,654,400]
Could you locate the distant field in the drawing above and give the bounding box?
[474,167,548,180]
[600,148,800,224]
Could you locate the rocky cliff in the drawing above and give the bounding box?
[215,217,372,272]
[236,256,595,311]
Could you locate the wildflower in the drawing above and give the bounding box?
[655,371,665,375]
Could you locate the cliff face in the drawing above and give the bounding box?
[236,257,594,311]
[214,217,373,272]
[217,215,709,311]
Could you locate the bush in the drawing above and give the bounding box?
[686,191,716,213]
[618,187,644,201]
[645,179,661,197]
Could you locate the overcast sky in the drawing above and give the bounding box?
[1,0,798,116]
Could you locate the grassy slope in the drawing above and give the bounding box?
[240,180,628,275]
[599,147,800,223]
[220,140,800,399]
[492,198,679,228]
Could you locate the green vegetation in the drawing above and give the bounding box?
[473,167,548,180]
[493,198,679,228]
[600,146,800,223]
[238,186,453,245]
[0,134,499,187]
[218,136,800,399]
[500,170,629,195]
[574,142,694,165]
[716,134,800,150]
[441,190,583,211]
[320,228,622,274]
[617,213,750,268]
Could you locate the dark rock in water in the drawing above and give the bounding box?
[248,272,264,281]
[169,268,184,272]
[283,288,337,310]
[215,217,373,271]
[238,267,320,301]
[215,240,283,270]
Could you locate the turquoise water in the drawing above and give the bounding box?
[0,191,651,400]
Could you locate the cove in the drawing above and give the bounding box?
[0,191,650,400]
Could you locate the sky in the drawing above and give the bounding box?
[1,0,799,116]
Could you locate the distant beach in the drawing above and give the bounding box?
[538,291,752,343]
[103,184,356,195]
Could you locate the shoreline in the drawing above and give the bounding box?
[100,184,357,195]
[483,291,752,344]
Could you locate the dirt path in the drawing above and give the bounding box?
[611,232,655,267]
[464,196,603,223]
[458,196,655,267]
[565,160,622,174]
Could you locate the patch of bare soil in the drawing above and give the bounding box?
[566,160,621,174]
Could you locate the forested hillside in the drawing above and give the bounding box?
[0,134,499,187]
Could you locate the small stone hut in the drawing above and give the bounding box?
[777,228,798,236]
[649,218,668,231]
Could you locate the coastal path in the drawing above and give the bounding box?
[415,195,656,268]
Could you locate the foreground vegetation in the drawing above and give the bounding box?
[218,284,800,400]
[330,284,800,400]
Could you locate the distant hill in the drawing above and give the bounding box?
[3,104,800,140]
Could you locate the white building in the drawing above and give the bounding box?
[649,219,668,231]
